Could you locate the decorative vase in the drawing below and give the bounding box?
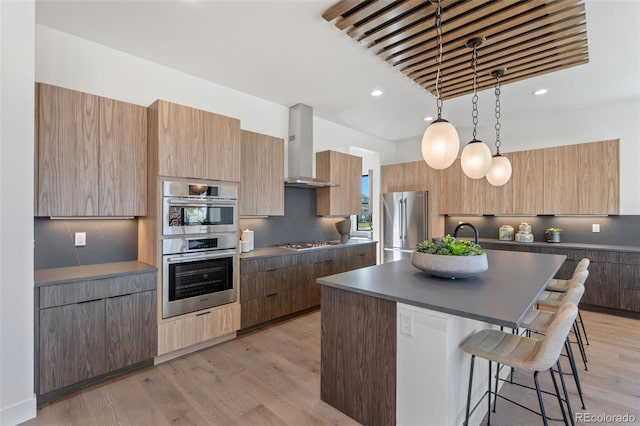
[411,251,488,279]
[546,232,561,243]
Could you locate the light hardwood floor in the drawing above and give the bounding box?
[24,309,640,426]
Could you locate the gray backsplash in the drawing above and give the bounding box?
[34,218,138,269]
[445,215,640,246]
[240,186,348,248]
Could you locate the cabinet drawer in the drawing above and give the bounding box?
[241,291,293,329]
[619,289,640,312]
[345,244,375,258]
[240,255,296,275]
[240,266,297,301]
[157,304,240,355]
[39,272,157,308]
[568,249,619,263]
[620,252,640,265]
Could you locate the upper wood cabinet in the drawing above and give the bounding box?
[438,160,483,215]
[239,130,284,216]
[510,150,544,215]
[543,144,580,214]
[148,100,240,182]
[36,83,146,216]
[578,139,619,214]
[316,150,362,216]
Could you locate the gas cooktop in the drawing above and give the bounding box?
[277,241,341,251]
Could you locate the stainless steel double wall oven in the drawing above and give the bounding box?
[161,180,238,319]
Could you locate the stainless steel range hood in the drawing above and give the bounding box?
[284,104,335,188]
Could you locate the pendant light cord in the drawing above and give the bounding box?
[471,42,479,139]
[435,0,443,119]
[494,74,502,155]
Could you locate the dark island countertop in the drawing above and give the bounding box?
[239,239,377,260]
[317,249,565,328]
[35,261,157,287]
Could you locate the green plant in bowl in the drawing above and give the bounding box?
[416,235,485,256]
[545,227,562,234]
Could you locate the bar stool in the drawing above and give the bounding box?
[538,270,589,369]
[462,303,578,426]
[546,258,590,346]
[522,284,586,410]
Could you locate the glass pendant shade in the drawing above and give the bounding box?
[421,118,460,169]
[461,139,492,179]
[486,154,512,186]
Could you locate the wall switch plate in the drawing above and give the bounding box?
[75,232,86,246]
[592,224,600,233]
[400,312,414,337]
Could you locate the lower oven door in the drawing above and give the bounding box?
[162,249,237,319]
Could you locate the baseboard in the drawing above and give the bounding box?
[0,394,36,426]
[154,332,237,365]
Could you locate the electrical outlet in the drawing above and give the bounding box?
[400,312,414,337]
[592,224,600,233]
[75,232,86,247]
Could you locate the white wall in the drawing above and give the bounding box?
[395,97,640,214]
[0,1,37,425]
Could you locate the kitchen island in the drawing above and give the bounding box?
[317,249,565,426]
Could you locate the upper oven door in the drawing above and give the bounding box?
[163,198,237,235]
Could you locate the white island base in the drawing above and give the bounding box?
[397,303,509,426]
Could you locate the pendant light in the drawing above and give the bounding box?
[460,38,492,179]
[421,0,459,170]
[486,69,512,186]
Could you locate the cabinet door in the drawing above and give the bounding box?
[619,264,640,312]
[483,153,514,215]
[511,150,544,214]
[544,145,579,214]
[239,130,284,216]
[155,100,204,179]
[316,151,362,216]
[578,140,619,214]
[39,300,106,394]
[105,290,157,371]
[99,98,147,216]
[36,83,99,216]
[581,262,619,308]
[438,159,462,214]
[203,111,241,182]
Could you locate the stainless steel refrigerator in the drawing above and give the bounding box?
[382,191,428,263]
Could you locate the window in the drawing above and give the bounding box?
[357,175,372,231]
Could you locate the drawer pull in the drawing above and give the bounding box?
[265,268,279,272]
[196,311,211,317]
[77,298,102,305]
[266,293,278,298]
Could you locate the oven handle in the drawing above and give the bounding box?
[166,198,236,207]
[165,250,237,264]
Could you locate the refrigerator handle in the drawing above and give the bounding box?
[403,197,409,242]
[399,198,404,240]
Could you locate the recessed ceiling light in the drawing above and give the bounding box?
[424,116,434,122]
[370,89,383,97]
[533,89,548,96]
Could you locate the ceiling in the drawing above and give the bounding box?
[35,0,640,143]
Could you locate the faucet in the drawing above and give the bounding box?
[453,222,479,244]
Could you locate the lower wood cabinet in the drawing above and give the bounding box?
[240,243,377,329]
[37,271,157,402]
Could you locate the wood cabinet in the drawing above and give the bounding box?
[36,83,147,216]
[381,161,443,238]
[578,139,619,214]
[543,145,580,214]
[239,243,377,329]
[510,150,544,214]
[619,252,640,312]
[148,100,240,182]
[483,153,515,215]
[316,150,362,216]
[239,130,284,216]
[438,160,483,215]
[157,303,240,355]
[37,271,157,402]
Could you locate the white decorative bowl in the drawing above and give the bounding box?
[411,251,488,279]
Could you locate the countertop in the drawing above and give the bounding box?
[317,249,565,328]
[35,261,157,287]
[239,239,378,260]
[479,238,640,253]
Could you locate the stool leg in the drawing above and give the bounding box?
[487,360,492,425]
[464,355,475,426]
[572,322,588,370]
[578,310,590,346]
[549,366,569,426]
[493,360,499,413]
[534,371,549,426]
[565,338,586,409]
[557,359,575,426]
